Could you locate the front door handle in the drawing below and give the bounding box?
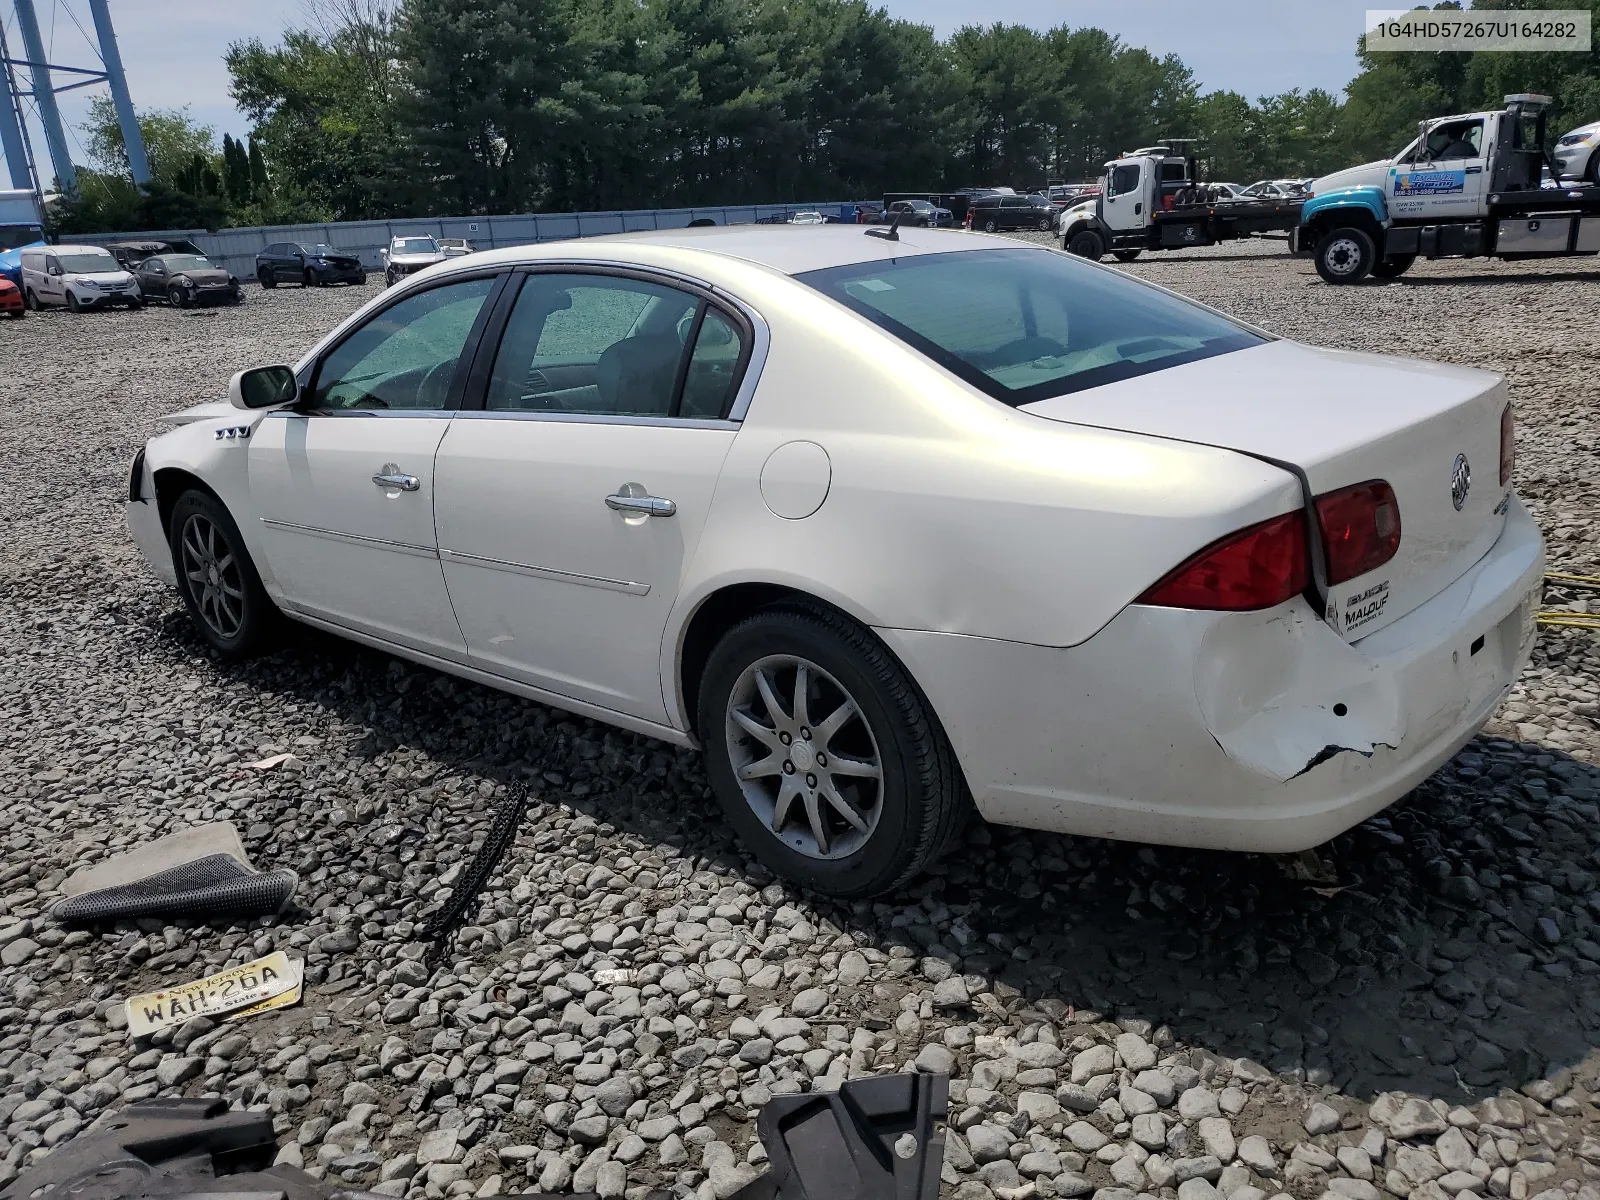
[606,482,676,517]
[372,464,419,492]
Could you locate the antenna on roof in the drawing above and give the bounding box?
[865,210,904,241]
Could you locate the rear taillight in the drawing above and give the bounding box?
[1137,511,1309,611]
[1500,403,1514,486]
[1316,480,1402,587]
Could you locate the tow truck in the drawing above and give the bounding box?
[1297,94,1600,284]
[1057,141,1304,262]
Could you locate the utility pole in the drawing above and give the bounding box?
[87,0,147,185]
[11,0,75,191]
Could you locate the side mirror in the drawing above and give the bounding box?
[230,365,298,411]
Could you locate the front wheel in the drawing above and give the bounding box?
[23,289,37,311]
[168,285,188,308]
[66,292,82,313]
[1066,229,1106,260]
[1371,254,1416,280]
[1314,226,1376,284]
[698,605,969,898]
[303,269,315,288]
[1588,151,1600,186]
[1112,249,1143,262]
[259,271,276,289]
[169,490,278,658]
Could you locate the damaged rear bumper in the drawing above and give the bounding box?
[879,496,1544,853]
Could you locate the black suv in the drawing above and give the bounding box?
[255,242,367,288]
[967,194,1056,233]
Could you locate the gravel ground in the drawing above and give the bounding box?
[1,245,1599,1200]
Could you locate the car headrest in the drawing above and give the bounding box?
[595,334,683,415]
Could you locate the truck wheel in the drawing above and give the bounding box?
[1314,226,1375,285]
[1112,249,1143,262]
[1370,254,1416,280]
[1066,230,1106,260]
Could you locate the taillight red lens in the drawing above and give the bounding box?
[1500,403,1514,487]
[1315,480,1402,587]
[1137,511,1309,611]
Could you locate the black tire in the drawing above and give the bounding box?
[698,604,969,898]
[23,288,37,311]
[1112,249,1143,262]
[303,269,315,288]
[982,219,998,233]
[5,308,22,319]
[385,269,397,288]
[356,272,368,286]
[259,270,276,289]
[1066,229,1106,260]
[1314,225,1376,285]
[168,489,278,659]
[168,285,187,309]
[1589,152,1600,187]
[1037,217,1052,231]
[66,292,81,313]
[1371,254,1416,280]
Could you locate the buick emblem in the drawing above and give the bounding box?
[1450,453,1471,511]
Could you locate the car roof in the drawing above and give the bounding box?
[51,244,115,254]
[458,225,1020,277]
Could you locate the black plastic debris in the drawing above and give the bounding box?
[52,852,298,926]
[6,1076,948,1200]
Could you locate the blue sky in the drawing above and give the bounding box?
[4,0,1383,185]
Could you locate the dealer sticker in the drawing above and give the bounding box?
[126,951,299,1037]
[1341,579,1391,636]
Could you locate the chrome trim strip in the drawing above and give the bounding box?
[712,286,770,422]
[261,408,455,420]
[438,547,649,595]
[259,517,438,558]
[452,410,736,431]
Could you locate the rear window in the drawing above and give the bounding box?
[797,247,1263,406]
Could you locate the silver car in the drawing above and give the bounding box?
[1554,119,1599,183]
[382,235,448,286]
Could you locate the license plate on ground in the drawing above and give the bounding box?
[125,950,298,1037]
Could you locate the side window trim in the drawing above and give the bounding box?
[301,269,508,416]
[459,263,759,423]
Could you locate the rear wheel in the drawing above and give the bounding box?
[1112,249,1143,262]
[698,605,969,898]
[169,490,278,658]
[1066,229,1106,260]
[1037,216,1053,231]
[1371,254,1416,280]
[1314,226,1375,284]
[982,218,998,233]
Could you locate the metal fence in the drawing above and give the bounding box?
[76,201,864,279]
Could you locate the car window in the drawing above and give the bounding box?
[484,273,700,417]
[679,310,747,418]
[799,247,1263,407]
[1423,118,1484,160]
[310,276,496,411]
[1108,164,1140,197]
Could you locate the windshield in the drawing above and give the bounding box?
[0,223,41,253]
[797,247,1263,406]
[395,237,437,254]
[297,243,336,255]
[162,255,217,272]
[58,251,118,273]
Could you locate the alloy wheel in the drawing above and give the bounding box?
[179,513,245,640]
[725,654,883,860]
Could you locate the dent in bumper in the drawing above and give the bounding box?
[879,496,1545,852]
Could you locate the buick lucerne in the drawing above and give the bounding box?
[124,227,1544,896]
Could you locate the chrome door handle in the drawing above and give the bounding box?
[606,482,676,517]
[372,465,419,492]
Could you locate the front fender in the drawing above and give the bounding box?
[1301,186,1388,229]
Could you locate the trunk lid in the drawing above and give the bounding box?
[1021,339,1510,641]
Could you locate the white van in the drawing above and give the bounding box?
[20,244,142,312]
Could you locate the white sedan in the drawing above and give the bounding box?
[125,227,1544,897]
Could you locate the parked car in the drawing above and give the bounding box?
[135,253,244,308]
[1208,182,1246,199]
[20,244,141,311]
[875,199,954,228]
[0,275,22,318]
[1554,119,1599,183]
[1238,179,1308,199]
[123,226,1542,897]
[382,235,449,286]
[790,211,827,225]
[255,242,367,289]
[105,238,204,270]
[438,237,475,257]
[967,193,1056,232]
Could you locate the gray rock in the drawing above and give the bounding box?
[932,977,970,1009]
[415,1128,460,1166]
[155,1057,202,1088]
[1180,1087,1221,1120]
[1115,1032,1157,1071]
[915,1043,955,1074]
[1065,1122,1109,1152]
[1179,1178,1223,1200]
[1134,1070,1176,1106]
[1371,1095,1447,1140]
[968,1123,1012,1163]
[1304,1102,1341,1136]
[1236,1135,1277,1176]
[791,988,828,1017]
[1058,1083,1100,1113]
[1198,1116,1235,1163]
